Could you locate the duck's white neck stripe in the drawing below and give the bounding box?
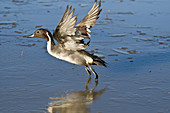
[46,32,52,54]
[46,32,51,42]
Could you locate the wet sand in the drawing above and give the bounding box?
[0,0,170,113]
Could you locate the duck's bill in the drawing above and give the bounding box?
[22,34,34,38]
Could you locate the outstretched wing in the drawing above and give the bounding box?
[53,6,77,43]
[53,0,102,50]
[76,0,102,38]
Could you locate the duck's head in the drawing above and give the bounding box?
[23,28,52,41]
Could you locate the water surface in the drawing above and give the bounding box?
[0,0,170,113]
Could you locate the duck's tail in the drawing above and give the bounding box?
[79,50,107,67]
[92,55,107,67]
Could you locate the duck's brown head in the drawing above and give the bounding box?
[23,28,52,41]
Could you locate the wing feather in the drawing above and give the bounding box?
[76,0,102,37]
[76,0,101,28]
[53,0,102,50]
[53,5,77,42]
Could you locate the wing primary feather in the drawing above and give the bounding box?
[59,5,69,25]
[76,0,102,28]
[53,0,102,51]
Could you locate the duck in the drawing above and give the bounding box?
[24,0,106,79]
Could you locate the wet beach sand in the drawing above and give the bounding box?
[0,0,170,113]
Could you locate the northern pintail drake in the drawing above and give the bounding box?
[25,0,106,79]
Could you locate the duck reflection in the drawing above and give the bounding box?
[48,77,106,113]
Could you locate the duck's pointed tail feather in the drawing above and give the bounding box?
[92,56,107,67]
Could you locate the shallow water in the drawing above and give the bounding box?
[0,0,170,113]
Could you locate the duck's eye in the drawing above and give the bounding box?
[37,31,39,33]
